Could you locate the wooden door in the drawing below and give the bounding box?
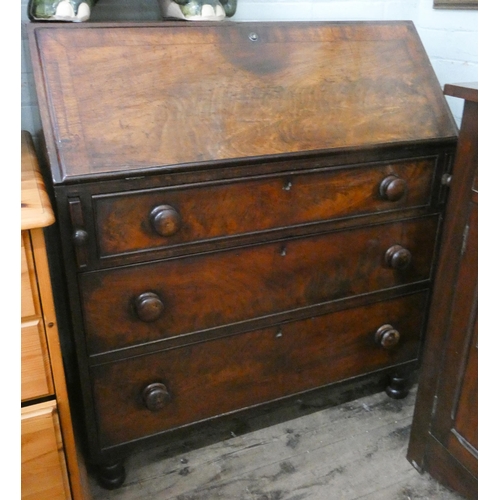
[407,83,478,499]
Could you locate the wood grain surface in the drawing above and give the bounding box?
[80,216,438,354]
[94,157,436,258]
[21,130,55,229]
[29,22,457,182]
[91,292,426,448]
[21,401,71,500]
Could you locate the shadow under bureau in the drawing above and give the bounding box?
[27,20,457,488]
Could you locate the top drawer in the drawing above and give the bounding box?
[93,158,436,260]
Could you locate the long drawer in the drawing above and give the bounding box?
[80,215,438,355]
[91,291,427,449]
[93,158,436,259]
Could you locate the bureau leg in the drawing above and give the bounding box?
[96,460,126,490]
[385,373,409,399]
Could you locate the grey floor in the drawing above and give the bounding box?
[89,383,466,500]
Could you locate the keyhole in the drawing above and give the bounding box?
[283,180,292,191]
[280,246,287,257]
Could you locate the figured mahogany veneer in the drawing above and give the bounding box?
[28,21,457,487]
[81,216,437,355]
[93,158,436,260]
[31,22,455,182]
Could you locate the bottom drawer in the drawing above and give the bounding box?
[21,401,71,500]
[92,292,427,449]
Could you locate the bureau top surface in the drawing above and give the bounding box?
[28,21,457,184]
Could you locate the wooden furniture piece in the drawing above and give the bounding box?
[21,131,90,500]
[27,21,458,488]
[407,83,478,499]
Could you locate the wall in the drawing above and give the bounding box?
[21,0,478,146]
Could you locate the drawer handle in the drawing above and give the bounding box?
[142,383,171,412]
[150,205,181,237]
[135,292,165,322]
[375,324,401,349]
[379,175,407,202]
[385,245,412,270]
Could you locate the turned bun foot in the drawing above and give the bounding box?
[385,374,409,399]
[96,461,126,490]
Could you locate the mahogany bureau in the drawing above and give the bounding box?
[27,20,458,488]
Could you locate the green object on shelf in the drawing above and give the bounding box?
[28,0,98,22]
[159,0,237,21]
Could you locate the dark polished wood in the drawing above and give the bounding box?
[28,21,457,487]
[95,461,126,490]
[149,205,182,237]
[385,373,410,400]
[385,244,412,270]
[142,382,172,412]
[379,175,408,202]
[134,292,165,323]
[375,324,401,349]
[407,83,478,499]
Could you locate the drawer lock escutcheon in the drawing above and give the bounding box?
[150,205,182,237]
[379,175,407,202]
[134,292,165,322]
[142,383,171,412]
[375,324,401,349]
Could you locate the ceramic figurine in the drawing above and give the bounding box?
[158,0,237,21]
[28,0,97,22]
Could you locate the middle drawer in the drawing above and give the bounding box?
[80,216,438,355]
